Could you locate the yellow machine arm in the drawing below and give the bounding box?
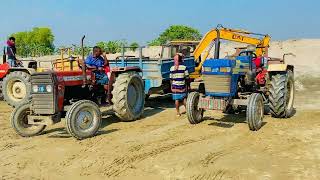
[191,25,271,78]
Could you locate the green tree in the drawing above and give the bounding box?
[105,41,119,54]
[148,39,162,46]
[129,42,139,51]
[148,25,202,46]
[96,40,127,54]
[10,27,55,57]
[96,41,107,51]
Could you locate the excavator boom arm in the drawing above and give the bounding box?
[190,26,270,79]
[194,28,271,61]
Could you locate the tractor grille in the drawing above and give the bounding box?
[203,75,231,93]
[31,73,57,115]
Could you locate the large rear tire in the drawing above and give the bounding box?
[247,93,264,131]
[3,71,31,107]
[268,70,294,118]
[112,72,145,121]
[11,103,46,137]
[186,92,204,124]
[65,100,102,140]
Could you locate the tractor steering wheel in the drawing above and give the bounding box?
[239,51,257,58]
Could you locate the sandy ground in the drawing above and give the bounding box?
[0,75,319,179]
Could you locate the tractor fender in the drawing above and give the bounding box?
[267,64,294,73]
[0,63,10,79]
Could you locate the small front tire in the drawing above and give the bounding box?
[11,103,46,137]
[186,92,204,124]
[65,100,102,140]
[247,93,264,131]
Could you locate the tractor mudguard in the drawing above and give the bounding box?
[0,63,10,79]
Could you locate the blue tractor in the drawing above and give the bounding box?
[186,27,295,131]
[187,51,266,130]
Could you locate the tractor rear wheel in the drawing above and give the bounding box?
[186,92,204,124]
[11,102,46,137]
[247,93,264,131]
[66,100,102,140]
[3,71,31,107]
[268,70,294,118]
[112,72,145,121]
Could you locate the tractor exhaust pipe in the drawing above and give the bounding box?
[214,29,221,59]
[3,47,6,63]
[81,35,87,87]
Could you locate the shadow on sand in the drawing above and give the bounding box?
[43,95,174,138]
[44,94,175,139]
[45,126,119,139]
[206,112,267,129]
[143,94,174,117]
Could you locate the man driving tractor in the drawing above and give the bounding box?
[85,46,110,85]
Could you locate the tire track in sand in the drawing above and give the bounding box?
[102,135,213,177]
[191,170,226,180]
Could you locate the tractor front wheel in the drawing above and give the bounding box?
[186,92,204,124]
[11,103,46,137]
[247,93,264,131]
[65,100,102,140]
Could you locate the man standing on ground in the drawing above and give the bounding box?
[170,54,189,116]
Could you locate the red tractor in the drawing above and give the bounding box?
[10,36,145,139]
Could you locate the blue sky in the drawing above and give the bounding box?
[1,0,319,46]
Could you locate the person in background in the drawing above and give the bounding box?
[170,54,189,116]
[85,46,110,85]
[6,37,22,67]
[181,47,191,58]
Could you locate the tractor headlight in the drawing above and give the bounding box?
[46,85,52,93]
[212,68,219,72]
[203,67,211,72]
[220,67,232,73]
[32,85,39,93]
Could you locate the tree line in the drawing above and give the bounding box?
[8,25,202,57]
[10,27,55,57]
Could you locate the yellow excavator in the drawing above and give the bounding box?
[191,24,271,78]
